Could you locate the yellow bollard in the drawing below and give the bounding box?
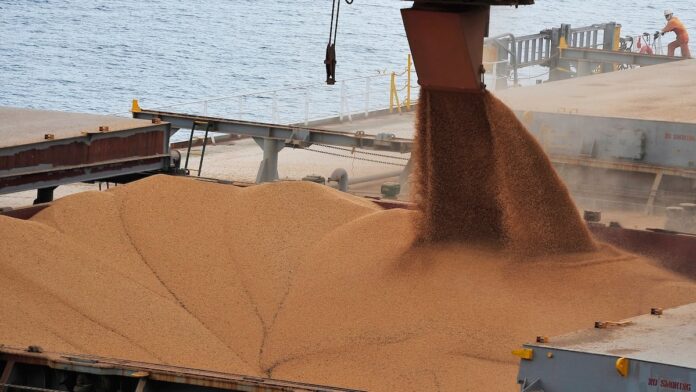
[131,99,141,113]
[389,72,396,113]
[406,54,412,111]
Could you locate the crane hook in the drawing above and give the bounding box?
[325,0,354,85]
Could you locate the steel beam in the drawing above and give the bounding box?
[562,47,683,67]
[553,155,696,179]
[645,171,665,215]
[0,156,171,195]
[133,110,413,153]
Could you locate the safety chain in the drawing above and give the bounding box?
[306,146,408,167]
[313,143,410,161]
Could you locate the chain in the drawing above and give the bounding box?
[313,143,410,161]
[306,146,407,167]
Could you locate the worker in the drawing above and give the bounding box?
[658,9,691,58]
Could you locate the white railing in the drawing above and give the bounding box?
[139,72,393,127]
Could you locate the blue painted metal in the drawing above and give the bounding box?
[518,348,696,391]
[516,303,696,392]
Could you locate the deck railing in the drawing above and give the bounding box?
[486,22,621,86]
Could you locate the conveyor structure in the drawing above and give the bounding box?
[131,107,413,184]
[0,107,178,202]
[515,303,696,392]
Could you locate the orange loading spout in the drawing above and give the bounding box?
[402,0,534,92]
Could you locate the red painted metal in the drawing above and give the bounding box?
[402,7,490,92]
[588,224,696,280]
[0,132,165,171]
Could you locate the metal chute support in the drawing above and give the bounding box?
[401,0,534,92]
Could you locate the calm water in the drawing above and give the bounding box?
[1,0,694,116]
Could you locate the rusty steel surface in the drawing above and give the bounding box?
[0,131,166,172]
[0,346,363,392]
[0,118,171,194]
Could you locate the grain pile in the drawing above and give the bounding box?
[413,89,597,255]
[1,175,695,392]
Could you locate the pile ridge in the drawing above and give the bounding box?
[0,175,693,391]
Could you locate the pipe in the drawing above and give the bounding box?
[347,170,403,186]
[329,168,349,192]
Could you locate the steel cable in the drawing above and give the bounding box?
[313,143,410,160]
[305,146,408,167]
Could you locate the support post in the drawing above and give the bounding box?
[576,60,593,77]
[304,89,310,126]
[134,378,148,392]
[184,121,197,170]
[495,39,511,89]
[33,186,57,205]
[602,22,618,73]
[254,137,285,183]
[389,72,396,113]
[406,54,412,110]
[0,360,15,392]
[198,122,212,177]
[398,158,413,197]
[549,24,571,81]
[645,171,664,215]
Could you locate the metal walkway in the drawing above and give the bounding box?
[132,107,413,184]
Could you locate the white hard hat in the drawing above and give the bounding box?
[665,9,673,17]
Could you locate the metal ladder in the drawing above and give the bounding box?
[183,120,213,177]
